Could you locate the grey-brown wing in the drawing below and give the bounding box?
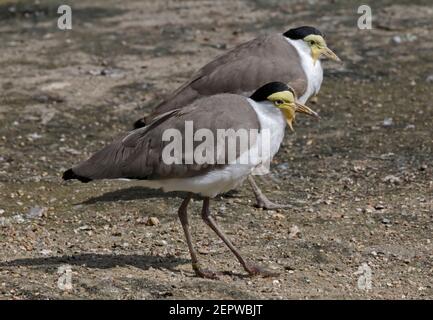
[72,94,260,181]
[148,33,307,119]
[70,109,181,180]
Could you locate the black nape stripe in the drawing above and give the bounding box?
[250,82,290,102]
[283,26,323,40]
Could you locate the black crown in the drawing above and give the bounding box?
[284,26,323,40]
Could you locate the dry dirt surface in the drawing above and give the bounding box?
[0,0,432,300]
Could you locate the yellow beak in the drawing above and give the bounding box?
[295,102,320,118]
[322,46,341,62]
[312,46,341,65]
[280,102,320,132]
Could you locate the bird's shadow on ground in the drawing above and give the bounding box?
[0,254,252,279]
[0,253,188,272]
[79,186,184,205]
[79,186,241,205]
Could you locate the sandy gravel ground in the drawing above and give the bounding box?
[0,0,432,299]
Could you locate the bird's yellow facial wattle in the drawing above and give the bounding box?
[267,91,319,131]
[304,34,341,65]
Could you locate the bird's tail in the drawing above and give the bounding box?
[62,168,92,183]
[133,117,147,129]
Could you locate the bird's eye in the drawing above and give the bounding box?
[309,40,315,45]
[274,99,284,106]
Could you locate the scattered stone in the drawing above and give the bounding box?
[383,175,401,185]
[363,206,374,214]
[41,82,70,91]
[374,204,386,210]
[27,133,43,141]
[0,217,9,226]
[157,240,168,246]
[288,225,301,239]
[0,214,26,226]
[88,68,125,78]
[392,36,402,44]
[382,218,391,225]
[40,249,52,256]
[352,165,365,172]
[276,162,289,171]
[339,177,354,189]
[100,68,123,77]
[217,205,227,215]
[419,164,427,171]
[272,213,285,220]
[0,209,4,215]
[136,217,146,224]
[198,247,213,255]
[145,217,160,226]
[74,225,93,233]
[88,69,101,76]
[426,75,433,83]
[391,34,417,44]
[13,214,25,223]
[382,118,393,127]
[26,206,47,219]
[59,147,81,156]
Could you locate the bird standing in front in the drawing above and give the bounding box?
[63,82,319,278]
[134,26,340,209]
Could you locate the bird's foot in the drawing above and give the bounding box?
[244,262,279,277]
[193,264,220,280]
[194,269,220,280]
[255,197,292,210]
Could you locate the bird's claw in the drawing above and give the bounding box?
[195,269,220,280]
[194,267,220,280]
[255,199,292,210]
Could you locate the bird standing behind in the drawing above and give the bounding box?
[133,26,340,209]
[63,82,319,278]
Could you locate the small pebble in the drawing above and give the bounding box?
[382,118,393,127]
[382,218,391,224]
[383,175,401,185]
[146,217,160,226]
[374,204,386,210]
[27,206,47,219]
[288,225,301,239]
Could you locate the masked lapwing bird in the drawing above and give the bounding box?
[63,82,319,278]
[134,26,339,210]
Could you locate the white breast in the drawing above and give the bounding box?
[247,98,286,161]
[139,99,286,198]
[286,38,323,104]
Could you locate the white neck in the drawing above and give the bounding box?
[284,37,323,104]
[286,37,313,59]
[247,98,286,164]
